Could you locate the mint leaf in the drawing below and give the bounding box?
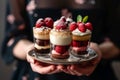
[77,15,82,22]
[82,16,88,23]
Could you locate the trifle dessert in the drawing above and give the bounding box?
[33,17,53,54]
[69,15,93,57]
[50,16,72,60]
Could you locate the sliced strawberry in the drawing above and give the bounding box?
[35,18,45,28]
[44,17,53,28]
[80,41,88,46]
[72,40,81,47]
[55,20,67,30]
[69,22,78,31]
[85,22,93,31]
[55,45,69,54]
[78,23,86,32]
[72,40,89,47]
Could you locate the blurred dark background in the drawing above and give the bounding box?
[0,0,13,80]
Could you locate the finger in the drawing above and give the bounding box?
[30,63,56,74]
[47,69,61,74]
[26,53,35,64]
[59,65,71,74]
[57,65,67,71]
[69,65,83,76]
[66,66,76,75]
[72,64,96,76]
[89,43,102,64]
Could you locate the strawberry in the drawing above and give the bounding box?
[35,18,45,28]
[44,17,53,28]
[85,22,93,31]
[69,22,78,31]
[55,45,69,54]
[55,20,67,30]
[78,23,86,32]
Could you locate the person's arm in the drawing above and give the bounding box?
[99,41,120,59]
[13,39,33,60]
[1,0,32,64]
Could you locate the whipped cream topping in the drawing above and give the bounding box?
[53,20,59,28]
[66,17,73,23]
[72,28,91,36]
[33,26,51,39]
[33,26,51,32]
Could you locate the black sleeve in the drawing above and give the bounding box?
[1,0,32,64]
[79,75,92,80]
[106,0,120,48]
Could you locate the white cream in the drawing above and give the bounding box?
[72,28,91,36]
[34,43,50,49]
[33,26,51,32]
[50,30,72,45]
[66,17,73,23]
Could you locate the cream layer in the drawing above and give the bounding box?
[72,28,91,36]
[33,27,51,39]
[34,43,50,49]
[50,29,72,45]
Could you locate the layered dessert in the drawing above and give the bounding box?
[50,16,72,59]
[69,16,93,57]
[33,17,53,54]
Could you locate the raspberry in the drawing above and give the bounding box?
[69,22,78,31]
[78,23,86,32]
[55,45,69,54]
[44,17,53,28]
[85,22,93,31]
[55,20,67,30]
[60,16,66,22]
[35,18,45,28]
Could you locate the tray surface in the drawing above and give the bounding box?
[28,48,97,64]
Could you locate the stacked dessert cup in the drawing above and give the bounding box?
[69,15,93,57]
[50,16,72,60]
[33,17,53,55]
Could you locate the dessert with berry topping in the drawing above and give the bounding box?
[33,17,53,54]
[50,16,72,59]
[69,15,93,57]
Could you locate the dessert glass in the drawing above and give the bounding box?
[70,29,91,57]
[50,17,72,60]
[33,27,51,55]
[33,17,54,55]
